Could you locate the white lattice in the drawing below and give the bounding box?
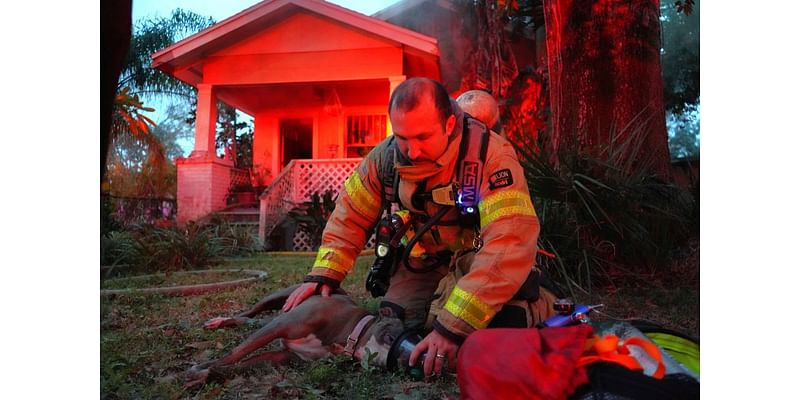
[292,231,376,252]
[229,168,251,189]
[293,230,314,252]
[292,158,361,201]
[260,158,373,251]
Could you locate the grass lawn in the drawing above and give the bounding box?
[100,251,699,399]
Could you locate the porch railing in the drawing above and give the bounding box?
[103,194,176,226]
[259,158,362,248]
[229,167,251,189]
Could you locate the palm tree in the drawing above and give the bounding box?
[118,9,215,103]
[104,10,215,197]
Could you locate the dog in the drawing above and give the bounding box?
[185,284,406,387]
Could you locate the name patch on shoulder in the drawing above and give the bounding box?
[489,168,513,190]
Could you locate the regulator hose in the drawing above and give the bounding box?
[402,205,452,274]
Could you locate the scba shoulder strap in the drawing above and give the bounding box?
[379,137,400,208]
[455,116,490,224]
[377,115,490,222]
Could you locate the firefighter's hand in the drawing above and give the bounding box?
[409,330,458,378]
[282,282,332,312]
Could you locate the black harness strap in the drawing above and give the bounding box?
[454,116,490,227]
[376,115,490,273]
[379,141,400,217]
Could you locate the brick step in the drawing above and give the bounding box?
[217,207,260,223]
[228,221,259,226]
[220,216,259,223]
[217,207,259,215]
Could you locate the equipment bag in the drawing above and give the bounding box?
[456,321,699,400]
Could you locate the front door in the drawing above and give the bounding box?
[280,118,313,167]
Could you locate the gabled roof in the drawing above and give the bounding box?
[152,0,439,73]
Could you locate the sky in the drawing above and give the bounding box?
[131,0,401,155]
[133,0,399,26]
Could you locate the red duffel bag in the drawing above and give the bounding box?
[456,324,594,400]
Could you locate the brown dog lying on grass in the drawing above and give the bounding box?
[185,284,405,387]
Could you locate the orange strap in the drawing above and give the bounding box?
[577,335,666,379]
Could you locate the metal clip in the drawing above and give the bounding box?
[472,229,483,251]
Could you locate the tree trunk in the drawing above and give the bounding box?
[459,1,518,98]
[101,0,133,181]
[543,0,671,177]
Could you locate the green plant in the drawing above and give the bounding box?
[305,356,346,387]
[101,194,122,237]
[102,230,137,268]
[101,195,124,267]
[211,218,262,257]
[287,190,338,250]
[140,222,222,274]
[102,219,260,275]
[517,119,696,295]
[360,348,379,373]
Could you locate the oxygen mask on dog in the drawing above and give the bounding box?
[386,328,428,379]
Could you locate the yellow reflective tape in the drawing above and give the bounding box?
[344,172,380,218]
[312,247,353,275]
[443,286,496,330]
[478,189,536,227]
[401,230,425,257]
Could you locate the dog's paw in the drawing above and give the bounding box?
[184,365,211,389]
[203,317,233,330]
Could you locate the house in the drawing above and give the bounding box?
[152,0,542,249]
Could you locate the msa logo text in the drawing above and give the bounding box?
[460,161,479,204]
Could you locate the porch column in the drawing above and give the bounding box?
[176,83,231,225]
[191,83,218,159]
[388,75,406,98]
[387,75,406,137]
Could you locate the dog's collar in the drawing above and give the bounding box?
[344,314,376,358]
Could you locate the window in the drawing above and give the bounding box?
[346,114,387,157]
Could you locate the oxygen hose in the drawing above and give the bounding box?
[402,205,452,274]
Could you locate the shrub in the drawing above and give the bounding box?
[517,123,696,296]
[101,219,260,274]
[205,216,262,257]
[102,230,136,267]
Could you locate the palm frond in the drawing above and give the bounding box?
[513,115,696,294]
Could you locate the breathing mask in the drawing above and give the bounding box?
[386,328,428,379]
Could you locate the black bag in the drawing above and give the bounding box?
[570,363,699,400]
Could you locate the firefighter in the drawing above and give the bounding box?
[283,78,555,377]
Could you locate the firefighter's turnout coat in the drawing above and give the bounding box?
[306,102,540,342]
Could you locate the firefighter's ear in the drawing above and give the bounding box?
[445,114,456,137]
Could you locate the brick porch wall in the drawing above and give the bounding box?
[176,157,234,224]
